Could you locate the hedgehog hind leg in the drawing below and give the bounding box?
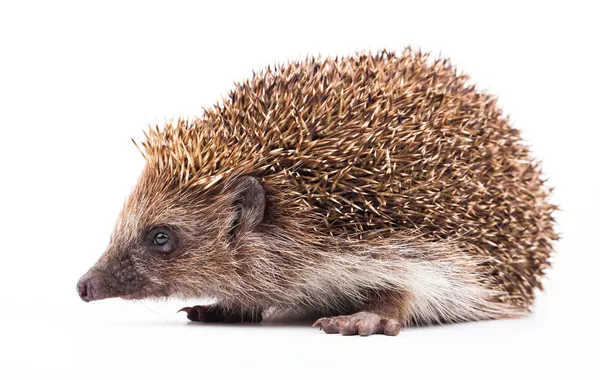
[313,312,403,336]
[312,292,410,336]
[312,237,525,333]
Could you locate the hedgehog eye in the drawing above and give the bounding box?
[153,233,169,245]
[146,226,177,254]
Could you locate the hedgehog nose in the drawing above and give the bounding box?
[77,274,95,302]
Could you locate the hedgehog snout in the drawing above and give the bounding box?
[76,267,114,302]
[76,273,97,302]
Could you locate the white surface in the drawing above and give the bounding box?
[0,0,598,378]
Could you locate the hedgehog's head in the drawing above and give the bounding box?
[76,165,266,302]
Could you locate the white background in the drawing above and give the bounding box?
[1,0,598,378]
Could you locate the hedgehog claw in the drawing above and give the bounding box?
[312,317,340,333]
[311,318,326,328]
[179,305,210,322]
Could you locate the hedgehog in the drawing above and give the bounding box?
[76,48,558,336]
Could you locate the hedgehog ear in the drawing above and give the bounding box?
[230,176,265,240]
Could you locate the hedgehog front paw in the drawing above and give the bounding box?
[312,311,403,336]
[179,305,223,322]
[178,305,262,323]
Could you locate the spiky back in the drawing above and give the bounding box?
[139,48,557,308]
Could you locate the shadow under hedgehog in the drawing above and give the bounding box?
[76,48,558,336]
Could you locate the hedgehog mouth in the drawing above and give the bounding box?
[119,283,172,301]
